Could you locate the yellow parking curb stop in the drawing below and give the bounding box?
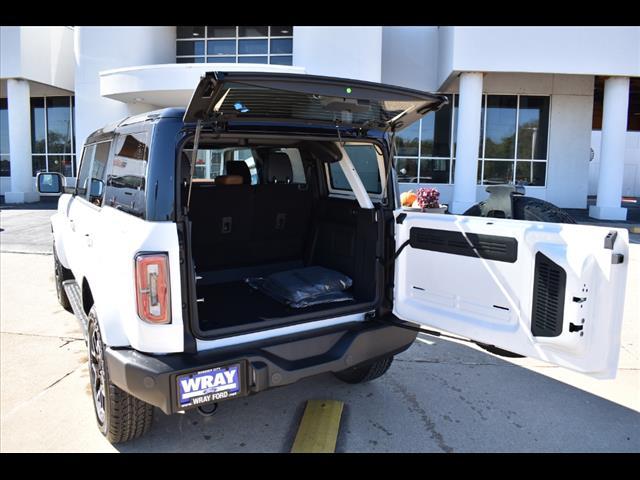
[291,400,344,453]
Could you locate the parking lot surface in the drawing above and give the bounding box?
[1,206,639,452]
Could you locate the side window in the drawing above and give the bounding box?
[328,144,382,194]
[105,132,149,217]
[76,144,96,197]
[87,141,111,206]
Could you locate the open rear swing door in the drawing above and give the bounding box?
[393,212,629,379]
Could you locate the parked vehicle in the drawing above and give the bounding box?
[38,72,630,443]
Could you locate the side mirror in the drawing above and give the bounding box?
[36,172,64,194]
[89,178,104,199]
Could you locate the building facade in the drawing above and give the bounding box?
[1,26,638,219]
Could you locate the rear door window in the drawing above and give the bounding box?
[328,143,382,195]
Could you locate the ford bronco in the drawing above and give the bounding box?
[37,72,629,443]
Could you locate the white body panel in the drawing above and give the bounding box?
[393,211,629,379]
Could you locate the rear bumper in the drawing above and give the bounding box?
[104,319,417,414]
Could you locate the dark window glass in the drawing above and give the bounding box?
[421,94,452,157]
[76,144,95,196]
[483,160,513,185]
[0,155,9,177]
[105,132,149,217]
[270,38,292,54]
[32,155,46,176]
[270,26,293,36]
[207,26,236,38]
[395,158,418,183]
[208,40,236,55]
[0,98,9,154]
[86,142,111,205]
[395,122,420,156]
[238,26,268,37]
[238,56,268,64]
[239,39,268,55]
[48,155,74,177]
[329,144,381,193]
[484,96,517,159]
[420,158,450,184]
[176,57,205,64]
[628,77,640,131]
[517,96,550,160]
[177,26,205,38]
[269,56,293,66]
[177,40,204,56]
[516,161,546,187]
[46,97,72,154]
[30,98,46,153]
[207,56,236,63]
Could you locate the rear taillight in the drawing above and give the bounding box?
[135,253,171,324]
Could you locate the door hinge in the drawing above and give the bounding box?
[611,253,624,264]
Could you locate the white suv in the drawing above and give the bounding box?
[37,71,629,443]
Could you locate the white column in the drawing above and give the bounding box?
[589,76,630,220]
[5,79,39,204]
[451,72,483,214]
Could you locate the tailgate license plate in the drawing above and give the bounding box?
[177,363,243,408]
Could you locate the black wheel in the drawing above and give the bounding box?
[88,307,153,443]
[53,245,73,312]
[463,195,575,359]
[333,356,394,384]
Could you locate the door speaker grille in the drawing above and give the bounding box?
[531,252,566,337]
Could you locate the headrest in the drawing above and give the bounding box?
[215,175,243,185]
[225,161,251,185]
[264,152,293,184]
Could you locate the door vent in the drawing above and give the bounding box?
[531,252,566,337]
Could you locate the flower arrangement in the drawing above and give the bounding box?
[415,187,440,209]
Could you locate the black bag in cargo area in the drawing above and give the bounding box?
[246,266,354,308]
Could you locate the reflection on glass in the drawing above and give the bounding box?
[516,161,546,186]
[238,26,268,37]
[177,57,205,63]
[177,26,205,38]
[517,96,549,160]
[270,38,292,54]
[32,155,46,176]
[31,98,46,153]
[177,41,204,56]
[1,99,10,154]
[207,56,236,63]
[239,39,268,54]
[343,144,381,193]
[47,155,73,177]
[1,155,10,177]
[208,40,236,55]
[395,158,418,183]
[421,95,451,157]
[484,96,517,159]
[269,56,293,65]
[207,26,236,38]
[46,97,72,154]
[395,122,420,156]
[419,158,450,184]
[270,26,293,36]
[483,160,513,185]
[238,56,268,64]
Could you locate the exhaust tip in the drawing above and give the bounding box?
[197,403,218,417]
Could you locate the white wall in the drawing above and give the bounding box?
[589,131,640,197]
[293,26,382,82]
[438,27,640,88]
[74,26,176,153]
[399,73,595,209]
[0,26,75,92]
[381,27,440,91]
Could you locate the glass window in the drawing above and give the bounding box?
[177,57,204,64]
[420,158,450,184]
[395,158,418,183]
[517,96,550,160]
[270,38,292,54]
[484,95,517,159]
[177,26,205,38]
[270,26,293,36]
[239,26,268,37]
[269,56,292,66]
[483,160,513,185]
[329,144,381,194]
[177,40,204,56]
[85,141,111,205]
[0,98,9,155]
[207,26,236,38]
[238,56,268,64]
[207,56,236,63]
[395,122,420,156]
[30,98,46,153]
[420,94,452,157]
[516,161,546,187]
[0,155,9,177]
[32,155,46,176]
[238,39,268,55]
[76,144,96,196]
[47,155,74,177]
[105,132,148,216]
[46,97,72,154]
[207,40,236,55]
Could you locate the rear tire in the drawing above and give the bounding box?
[88,307,153,443]
[333,356,394,384]
[462,195,575,359]
[53,245,73,313]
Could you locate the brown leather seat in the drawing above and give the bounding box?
[214,175,243,185]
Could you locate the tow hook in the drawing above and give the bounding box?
[197,403,219,417]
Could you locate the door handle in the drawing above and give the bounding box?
[69,219,75,232]
[84,233,93,247]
